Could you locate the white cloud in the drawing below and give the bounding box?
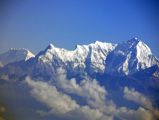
[25,77,79,115]
[54,68,116,114]
[116,107,155,120]
[123,86,152,109]
[25,77,113,120]
[69,106,114,120]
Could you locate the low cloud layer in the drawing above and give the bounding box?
[25,68,159,120]
[25,78,79,115]
[25,77,112,120]
[55,68,115,114]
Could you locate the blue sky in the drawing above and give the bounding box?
[0,0,159,57]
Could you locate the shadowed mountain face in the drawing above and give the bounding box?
[0,38,159,120]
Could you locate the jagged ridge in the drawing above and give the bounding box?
[0,38,158,76]
[35,38,159,75]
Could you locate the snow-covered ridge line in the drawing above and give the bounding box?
[37,40,117,73]
[9,48,35,60]
[36,38,159,75]
[46,40,117,52]
[0,48,35,66]
[0,38,158,75]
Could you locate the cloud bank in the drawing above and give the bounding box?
[25,68,159,120]
[25,77,112,120]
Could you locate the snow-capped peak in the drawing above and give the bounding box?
[89,40,117,50]
[25,50,35,60]
[0,48,35,66]
[0,38,158,76]
[36,39,159,75]
[37,41,116,73]
[94,40,107,46]
[9,48,35,60]
[106,38,158,74]
[45,43,55,50]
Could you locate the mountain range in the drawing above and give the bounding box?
[0,38,159,120]
[0,37,158,79]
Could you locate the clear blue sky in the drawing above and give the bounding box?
[0,0,159,57]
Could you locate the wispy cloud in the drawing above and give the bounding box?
[123,86,152,109]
